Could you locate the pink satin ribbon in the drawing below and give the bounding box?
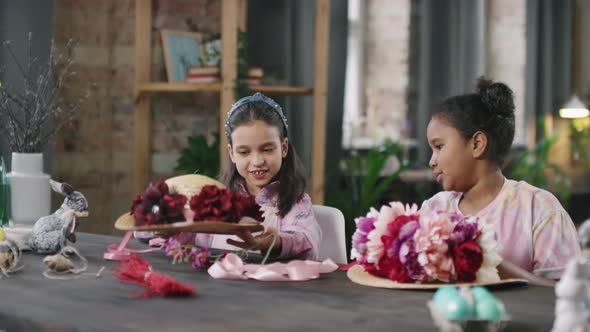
[103,231,165,261]
[208,253,339,281]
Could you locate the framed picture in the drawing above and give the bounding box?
[161,30,204,82]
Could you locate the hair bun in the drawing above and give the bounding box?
[476,77,515,118]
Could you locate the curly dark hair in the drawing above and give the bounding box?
[220,99,307,218]
[432,77,516,167]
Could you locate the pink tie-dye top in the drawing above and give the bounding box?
[251,182,322,260]
[421,179,580,279]
[198,181,321,260]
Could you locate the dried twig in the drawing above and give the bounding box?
[0,35,92,153]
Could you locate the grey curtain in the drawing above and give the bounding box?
[410,0,486,165]
[248,0,348,187]
[526,0,572,140]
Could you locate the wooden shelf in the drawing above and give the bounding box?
[133,0,329,204]
[137,82,222,93]
[250,85,313,96]
[136,82,313,97]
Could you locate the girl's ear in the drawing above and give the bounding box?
[281,138,289,158]
[227,144,236,163]
[471,131,488,159]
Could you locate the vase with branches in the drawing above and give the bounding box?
[0,34,91,226]
[0,35,90,153]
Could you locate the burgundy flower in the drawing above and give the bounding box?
[374,255,412,283]
[236,194,263,221]
[399,239,427,282]
[453,240,484,282]
[130,194,150,225]
[189,185,262,222]
[162,194,187,222]
[190,185,229,221]
[448,220,479,245]
[130,180,186,226]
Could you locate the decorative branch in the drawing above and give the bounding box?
[0,35,93,153]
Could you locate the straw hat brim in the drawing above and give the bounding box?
[346,264,528,290]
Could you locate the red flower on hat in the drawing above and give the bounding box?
[452,240,483,282]
[130,180,187,226]
[189,185,263,222]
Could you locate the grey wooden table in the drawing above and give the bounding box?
[0,233,556,331]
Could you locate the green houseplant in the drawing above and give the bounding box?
[505,118,571,206]
[325,139,412,250]
[174,133,220,178]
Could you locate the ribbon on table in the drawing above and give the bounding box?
[103,231,164,261]
[208,253,338,281]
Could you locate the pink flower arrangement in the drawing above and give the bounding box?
[351,202,502,284]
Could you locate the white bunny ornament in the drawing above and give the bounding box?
[29,180,88,254]
[551,218,590,332]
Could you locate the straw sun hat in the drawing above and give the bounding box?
[346,264,528,290]
[114,174,263,235]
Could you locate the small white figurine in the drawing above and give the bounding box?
[551,218,590,332]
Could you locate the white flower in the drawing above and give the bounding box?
[475,218,502,283]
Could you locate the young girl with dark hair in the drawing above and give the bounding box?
[422,77,580,286]
[218,92,321,260]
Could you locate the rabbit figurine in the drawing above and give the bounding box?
[29,180,89,254]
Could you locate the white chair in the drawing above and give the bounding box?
[313,205,348,265]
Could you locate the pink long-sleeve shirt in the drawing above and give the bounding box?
[421,179,580,279]
[250,182,321,260]
[196,182,321,260]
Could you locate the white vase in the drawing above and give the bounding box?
[7,152,51,227]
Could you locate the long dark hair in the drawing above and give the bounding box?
[220,95,307,217]
[432,77,516,167]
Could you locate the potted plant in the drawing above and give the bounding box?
[0,35,90,226]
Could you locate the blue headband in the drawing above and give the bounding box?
[224,92,289,137]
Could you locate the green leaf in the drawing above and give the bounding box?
[174,133,220,177]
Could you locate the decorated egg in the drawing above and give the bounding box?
[442,295,472,322]
[433,286,460,306]
[471,286,492,301]
[476,296,506,321]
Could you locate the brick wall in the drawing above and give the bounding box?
[52,0,221,234]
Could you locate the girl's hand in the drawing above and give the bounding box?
[227,227,282,255]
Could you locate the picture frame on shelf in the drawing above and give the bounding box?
[161,30,204,82]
